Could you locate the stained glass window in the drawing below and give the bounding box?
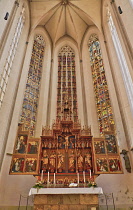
[0,7,25,109]
[19,35,45,137]
[57,46,78,122]
[88,34,115,135]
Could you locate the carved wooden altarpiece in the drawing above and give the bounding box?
[10,118,123,186]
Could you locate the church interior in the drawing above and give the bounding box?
[0,0,133,209]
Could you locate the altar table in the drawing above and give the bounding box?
[29,187,103,210]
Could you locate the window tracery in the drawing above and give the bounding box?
[88,34,115,135]
[57,46,78,122]
[0,7,25,109]
[19,34,45,137]
[107,8,133,115]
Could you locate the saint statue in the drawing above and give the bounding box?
[85,152,92,172]
[41,150,49,172]
[49,150,56,173]
[77,152,84,172]
[68,150,76,172]
[57,152,64,172]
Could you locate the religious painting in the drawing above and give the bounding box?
[25,158,37,172]
[77,150,84,172]
[96,157,109,173]
[68,150,76,173]
[15,135,27,154]
[57,150,65,173]
[49,150,56,173]
[41,150,49,173]
[27,141,39,154]
[105,134,117,154]
[94,141,106,154]
[58,136,65,149]
[11,157,25,173]
[84,150,92,172]
[108,157,122,172]
[68,136,75,149]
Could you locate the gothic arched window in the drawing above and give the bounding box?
[107,8,133,115]
[0,7,25,109]
[88,34,115,135]
[57,46,78,122]
[19,35,45,136]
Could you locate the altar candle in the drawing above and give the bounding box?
[54,173,56,185]
[77,172,79,185]
[90,169,91,179]
[48,171,49,184]
[83,171,85,183]
[41,170,43,181]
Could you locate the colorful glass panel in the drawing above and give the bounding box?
[57,46,78,122]
[19,35,45,136]
[88,34,115,135]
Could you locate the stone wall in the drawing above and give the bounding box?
[34,194,98,210]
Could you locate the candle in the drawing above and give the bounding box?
[83,171,85,183]
[77,172,79,185]
[41,170,43,181]
[48,171,49,184]
[90,169,91,179]
[54,173,56,185]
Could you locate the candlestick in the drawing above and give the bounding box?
[48,171,49,184]
[77,172,79,185]
[90,169,91,179]
[54,173,56,185]
[83,171,85,183]
[41,170,43,182]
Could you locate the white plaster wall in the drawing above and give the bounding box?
[0,26,52,206]
[0,0,36,207]
[0,0,15,39]
[115,0,133,48]
[0,0,30,168]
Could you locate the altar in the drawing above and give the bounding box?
[29,187,103,210]
[10,100,122,209]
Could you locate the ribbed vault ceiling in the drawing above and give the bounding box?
[29,0,102,45]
